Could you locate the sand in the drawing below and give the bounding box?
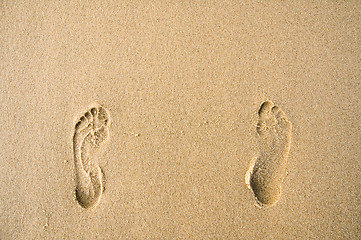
[1,1,360,239]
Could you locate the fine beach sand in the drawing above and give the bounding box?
[1,1,360,239]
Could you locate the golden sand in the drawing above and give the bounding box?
[1,1,360,239]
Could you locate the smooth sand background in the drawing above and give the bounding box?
[1,1,360,239]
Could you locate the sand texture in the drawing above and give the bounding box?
[1,1,360,239]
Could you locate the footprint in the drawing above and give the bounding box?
[73,106,110,209]
[246,101,292,207]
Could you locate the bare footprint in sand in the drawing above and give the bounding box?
[73,106,110,209]
[245,101,292,207]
